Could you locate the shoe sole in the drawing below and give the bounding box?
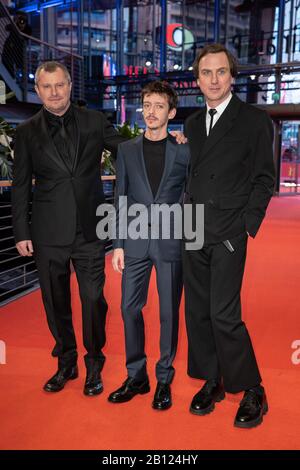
[189,391,225,416]
[234,402,269,429]
[43,372,78,393]
[152,402,172,411]
[108,386,150,403]
[84,386,104,396]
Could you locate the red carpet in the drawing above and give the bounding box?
[0,196,300,450]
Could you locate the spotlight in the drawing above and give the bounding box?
[173,64,180,70]
[145,60,152,67]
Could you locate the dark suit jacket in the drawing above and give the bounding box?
[184,94,275,244]
[113,134,190,261]
[12,105,125,245]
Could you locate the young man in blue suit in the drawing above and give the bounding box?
[108,81,190,410]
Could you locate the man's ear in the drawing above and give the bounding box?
[169,108,176,120]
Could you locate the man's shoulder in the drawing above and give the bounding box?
[73,105,105,121]
[16,108,43,133]
[119,134,142,152]
[237,97,269,122]
[185,108,205,130]
[168,134,190,153]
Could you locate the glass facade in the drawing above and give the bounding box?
[280,121,300,194]
[9,1,300,110]
[2,0,299,195]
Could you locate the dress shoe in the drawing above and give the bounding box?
[51,344,60,357]
[190,380,225,415]
[43,365,78,392]
[108,377,150,403]
[84,368,103,396]
[152,382,172,410]
[234,386,268,428]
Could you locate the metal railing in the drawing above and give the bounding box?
[0,175,116,306]
[0,0,84,102]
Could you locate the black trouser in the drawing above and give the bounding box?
[183,232,261,393]
[121,240,183,384]
[34,227,107,370]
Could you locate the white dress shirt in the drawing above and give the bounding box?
[206,93,233,136]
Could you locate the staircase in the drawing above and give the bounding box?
[0,0,84,104]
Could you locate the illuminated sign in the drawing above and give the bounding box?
[167,23,194,51]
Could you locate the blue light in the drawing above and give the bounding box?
[29,73,35,79]
[19,0,77,14]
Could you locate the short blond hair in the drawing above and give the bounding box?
[35,61,71,85]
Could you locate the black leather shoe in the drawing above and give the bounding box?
[84,368,103,396]
[234,387,268,428]
[43,365,78,392]
[190,380,225,415]
[108,377,150,403]
[152,382,172,410]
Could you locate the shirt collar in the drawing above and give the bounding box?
[43,103,73,124]
[206,92,232,115]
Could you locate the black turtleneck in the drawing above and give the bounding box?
[143,134,168,197]
[44,104,77,170]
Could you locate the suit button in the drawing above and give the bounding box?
[193,171,198,177]
[148,223,151,227]
[210,174,215,180]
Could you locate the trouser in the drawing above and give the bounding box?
[34,226,107,370]
[183,232,261,393]
[121,240,183,384]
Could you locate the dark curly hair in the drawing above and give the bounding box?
[141,81,178,110]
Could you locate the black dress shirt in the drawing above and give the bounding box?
[44,104,77,171]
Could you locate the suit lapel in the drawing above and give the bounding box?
[200,95,241,160]
[134,134,178,202]
[72,106,86,172]
[154,137,177,202]
[134,135,154,201]
[189,108,206,171]
[192,94,242,169]
[35,109,70,173]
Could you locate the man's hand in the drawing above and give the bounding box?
[112,248,125,273]
[169,130,188,144]
[16,240,34,257]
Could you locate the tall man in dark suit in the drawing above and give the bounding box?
[12,61,126,396]
[108,81,190,410]
[183,44,275,428]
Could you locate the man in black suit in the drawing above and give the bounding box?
[108,81,190,410]
[183,44,275,428]
[12,61,125,396]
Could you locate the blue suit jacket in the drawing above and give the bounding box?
[113,134,190,261]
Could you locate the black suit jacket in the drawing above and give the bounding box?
[113,134,190,261]
[12,105,125,245]
[184,94,275,244]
